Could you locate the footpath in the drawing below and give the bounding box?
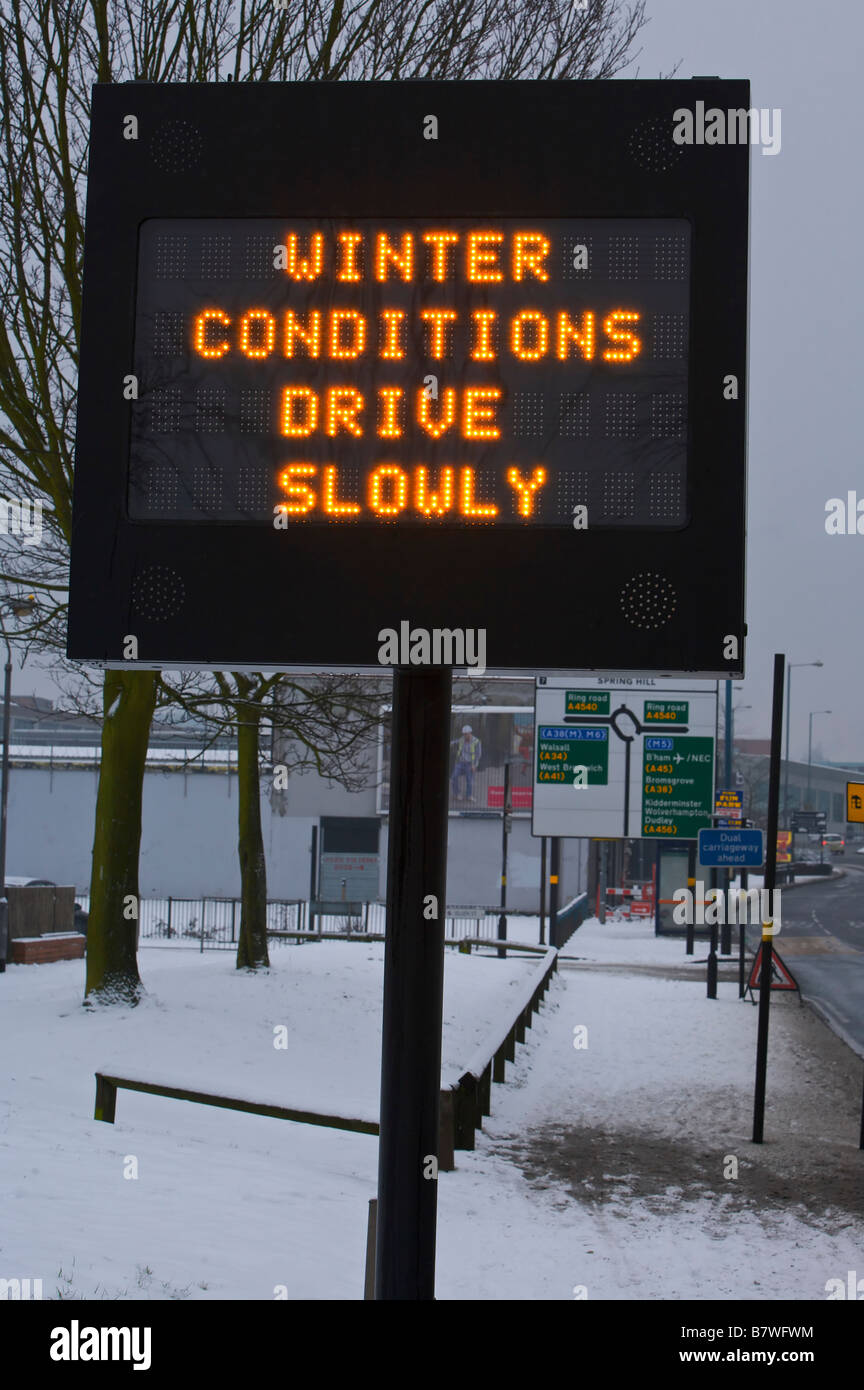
[436,913,864,1301]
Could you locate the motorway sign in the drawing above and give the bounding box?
[698,827,764,868]
[847,783,864,824]
[532,676,716,840]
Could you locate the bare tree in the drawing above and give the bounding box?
[0,0,649,1002]
[161,669,390,969]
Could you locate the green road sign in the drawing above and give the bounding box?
[536,726,609,786]
[564,691,611,716]
[643,699,689,724]
[641,735,714,838]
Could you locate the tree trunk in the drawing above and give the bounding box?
[85,669,158,1004]
[236,696,270,970]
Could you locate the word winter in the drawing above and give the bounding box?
[273,229,555,282]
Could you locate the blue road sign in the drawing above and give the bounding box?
[698,828,765,868]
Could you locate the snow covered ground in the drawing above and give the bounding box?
[2,923,861,1300]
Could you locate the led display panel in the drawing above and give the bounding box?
[130,217,690,528]
[68,80,749,674]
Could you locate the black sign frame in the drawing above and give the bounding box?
[68,79,750,674]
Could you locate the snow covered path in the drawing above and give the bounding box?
[2,925,862,1300]
[438,919,864,1300]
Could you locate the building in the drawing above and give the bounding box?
[3,683,588,909]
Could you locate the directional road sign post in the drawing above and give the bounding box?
[533,677,717,841]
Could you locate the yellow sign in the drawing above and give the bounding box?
[847,783,864,824]
[777,830,792,863]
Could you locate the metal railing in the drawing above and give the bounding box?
[75,894,307,949]
[74,895,557,949]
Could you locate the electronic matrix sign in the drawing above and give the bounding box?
[69,81,749,673]
[130,216,690,529]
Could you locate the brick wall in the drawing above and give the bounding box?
[9,934,85,965]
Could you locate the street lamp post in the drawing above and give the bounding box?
[784,661,823,825]
[806,709,832,806]
[720,701,750,958]
[730,702,752,769]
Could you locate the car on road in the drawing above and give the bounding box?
[821,834,846,856]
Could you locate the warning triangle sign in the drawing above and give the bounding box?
[747,944,799,995]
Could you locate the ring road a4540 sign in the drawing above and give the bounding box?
[533,676,717,841]
[68,81,749,673]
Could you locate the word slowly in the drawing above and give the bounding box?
[276,464,547,520]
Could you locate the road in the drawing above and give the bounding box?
[755,860,864,1058]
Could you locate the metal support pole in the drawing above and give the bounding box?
[375,666,451,1301]
[752,654,785,1144]
[738,865,748,998]
[0,655,13,895]
[653,842,661,936]
[783,664,792,826]
[724,679,733,792]
[707,865,718,999]
[497,761,510,959]
[598,842,607,925]
[539,836,547,946]
[686,842,696,955]
[548,838,560,949]
[309,823,318,906]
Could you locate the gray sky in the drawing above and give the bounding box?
[620,0,864,761]
[15,0,863,763]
